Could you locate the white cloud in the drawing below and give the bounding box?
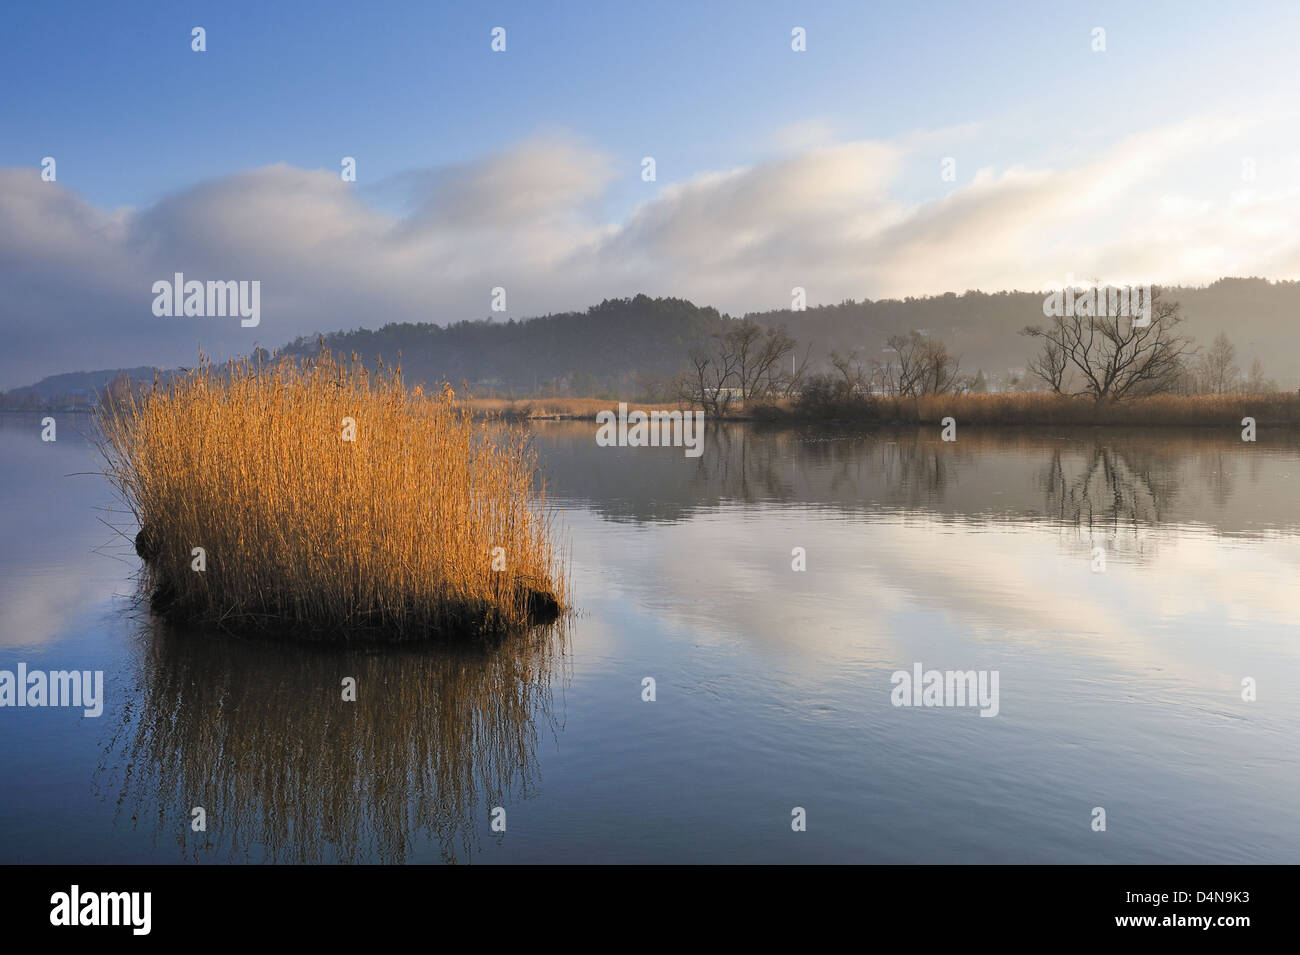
[3,113,1299,386]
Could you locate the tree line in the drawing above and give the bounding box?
[677,288,1284,412]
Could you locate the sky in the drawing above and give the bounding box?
[2,0,1300,387]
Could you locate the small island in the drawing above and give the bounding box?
[96,352,566,642]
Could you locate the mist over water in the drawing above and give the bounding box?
[2,414,1297,863]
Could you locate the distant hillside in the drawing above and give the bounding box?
[0,366,172,409]
[745,277,1300,391]
[279,294,730,398]
[283,279,1300,396]
[7,279,1299,404]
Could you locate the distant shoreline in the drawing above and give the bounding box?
[465,393,1300,429]
[9,392,1300,430]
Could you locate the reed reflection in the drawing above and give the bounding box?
[101,617,568,863]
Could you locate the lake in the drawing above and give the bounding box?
[1,412,1297,863]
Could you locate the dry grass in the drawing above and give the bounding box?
[754,391,1300,427]
[471,392,1300,427]
[94,353,566,642]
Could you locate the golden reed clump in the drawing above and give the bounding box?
[94,352,566,642]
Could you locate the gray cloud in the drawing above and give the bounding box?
[3,119,1298,388]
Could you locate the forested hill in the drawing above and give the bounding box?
[279,295,730,398]
[10,278,1300,404]
[279,278,1300,396]
[741,277,1300,391]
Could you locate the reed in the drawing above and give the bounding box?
[757,391,1300,427]
[94,352,566,641]
[105,616,567,862]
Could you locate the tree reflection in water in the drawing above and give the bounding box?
[99,616,568,863]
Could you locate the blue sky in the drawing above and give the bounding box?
[7,0,1295,210]
[2,0,1299,384]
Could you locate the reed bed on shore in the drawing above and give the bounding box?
[754,391,1300,427]
[95,353,566,641]
[470,391,1300,427]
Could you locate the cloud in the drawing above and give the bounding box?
[405,137,613,229]
[2,116,1298,387]
[0,137,625,387]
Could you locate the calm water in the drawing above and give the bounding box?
[1,413,1298,863]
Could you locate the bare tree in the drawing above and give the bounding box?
[1196,332,1240,394]
[915,336,962,395]
[874,332,962,396]
[829,348,869,394]
[1244,358,1277,393]
[780,342,814,397]
[728,319,798,402]
[1026,332,1067,394]
[678,319,799,410]
[679,339,739,415]
[1022,287,1193,401]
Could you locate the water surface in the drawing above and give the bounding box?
[1,413,1297,863]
